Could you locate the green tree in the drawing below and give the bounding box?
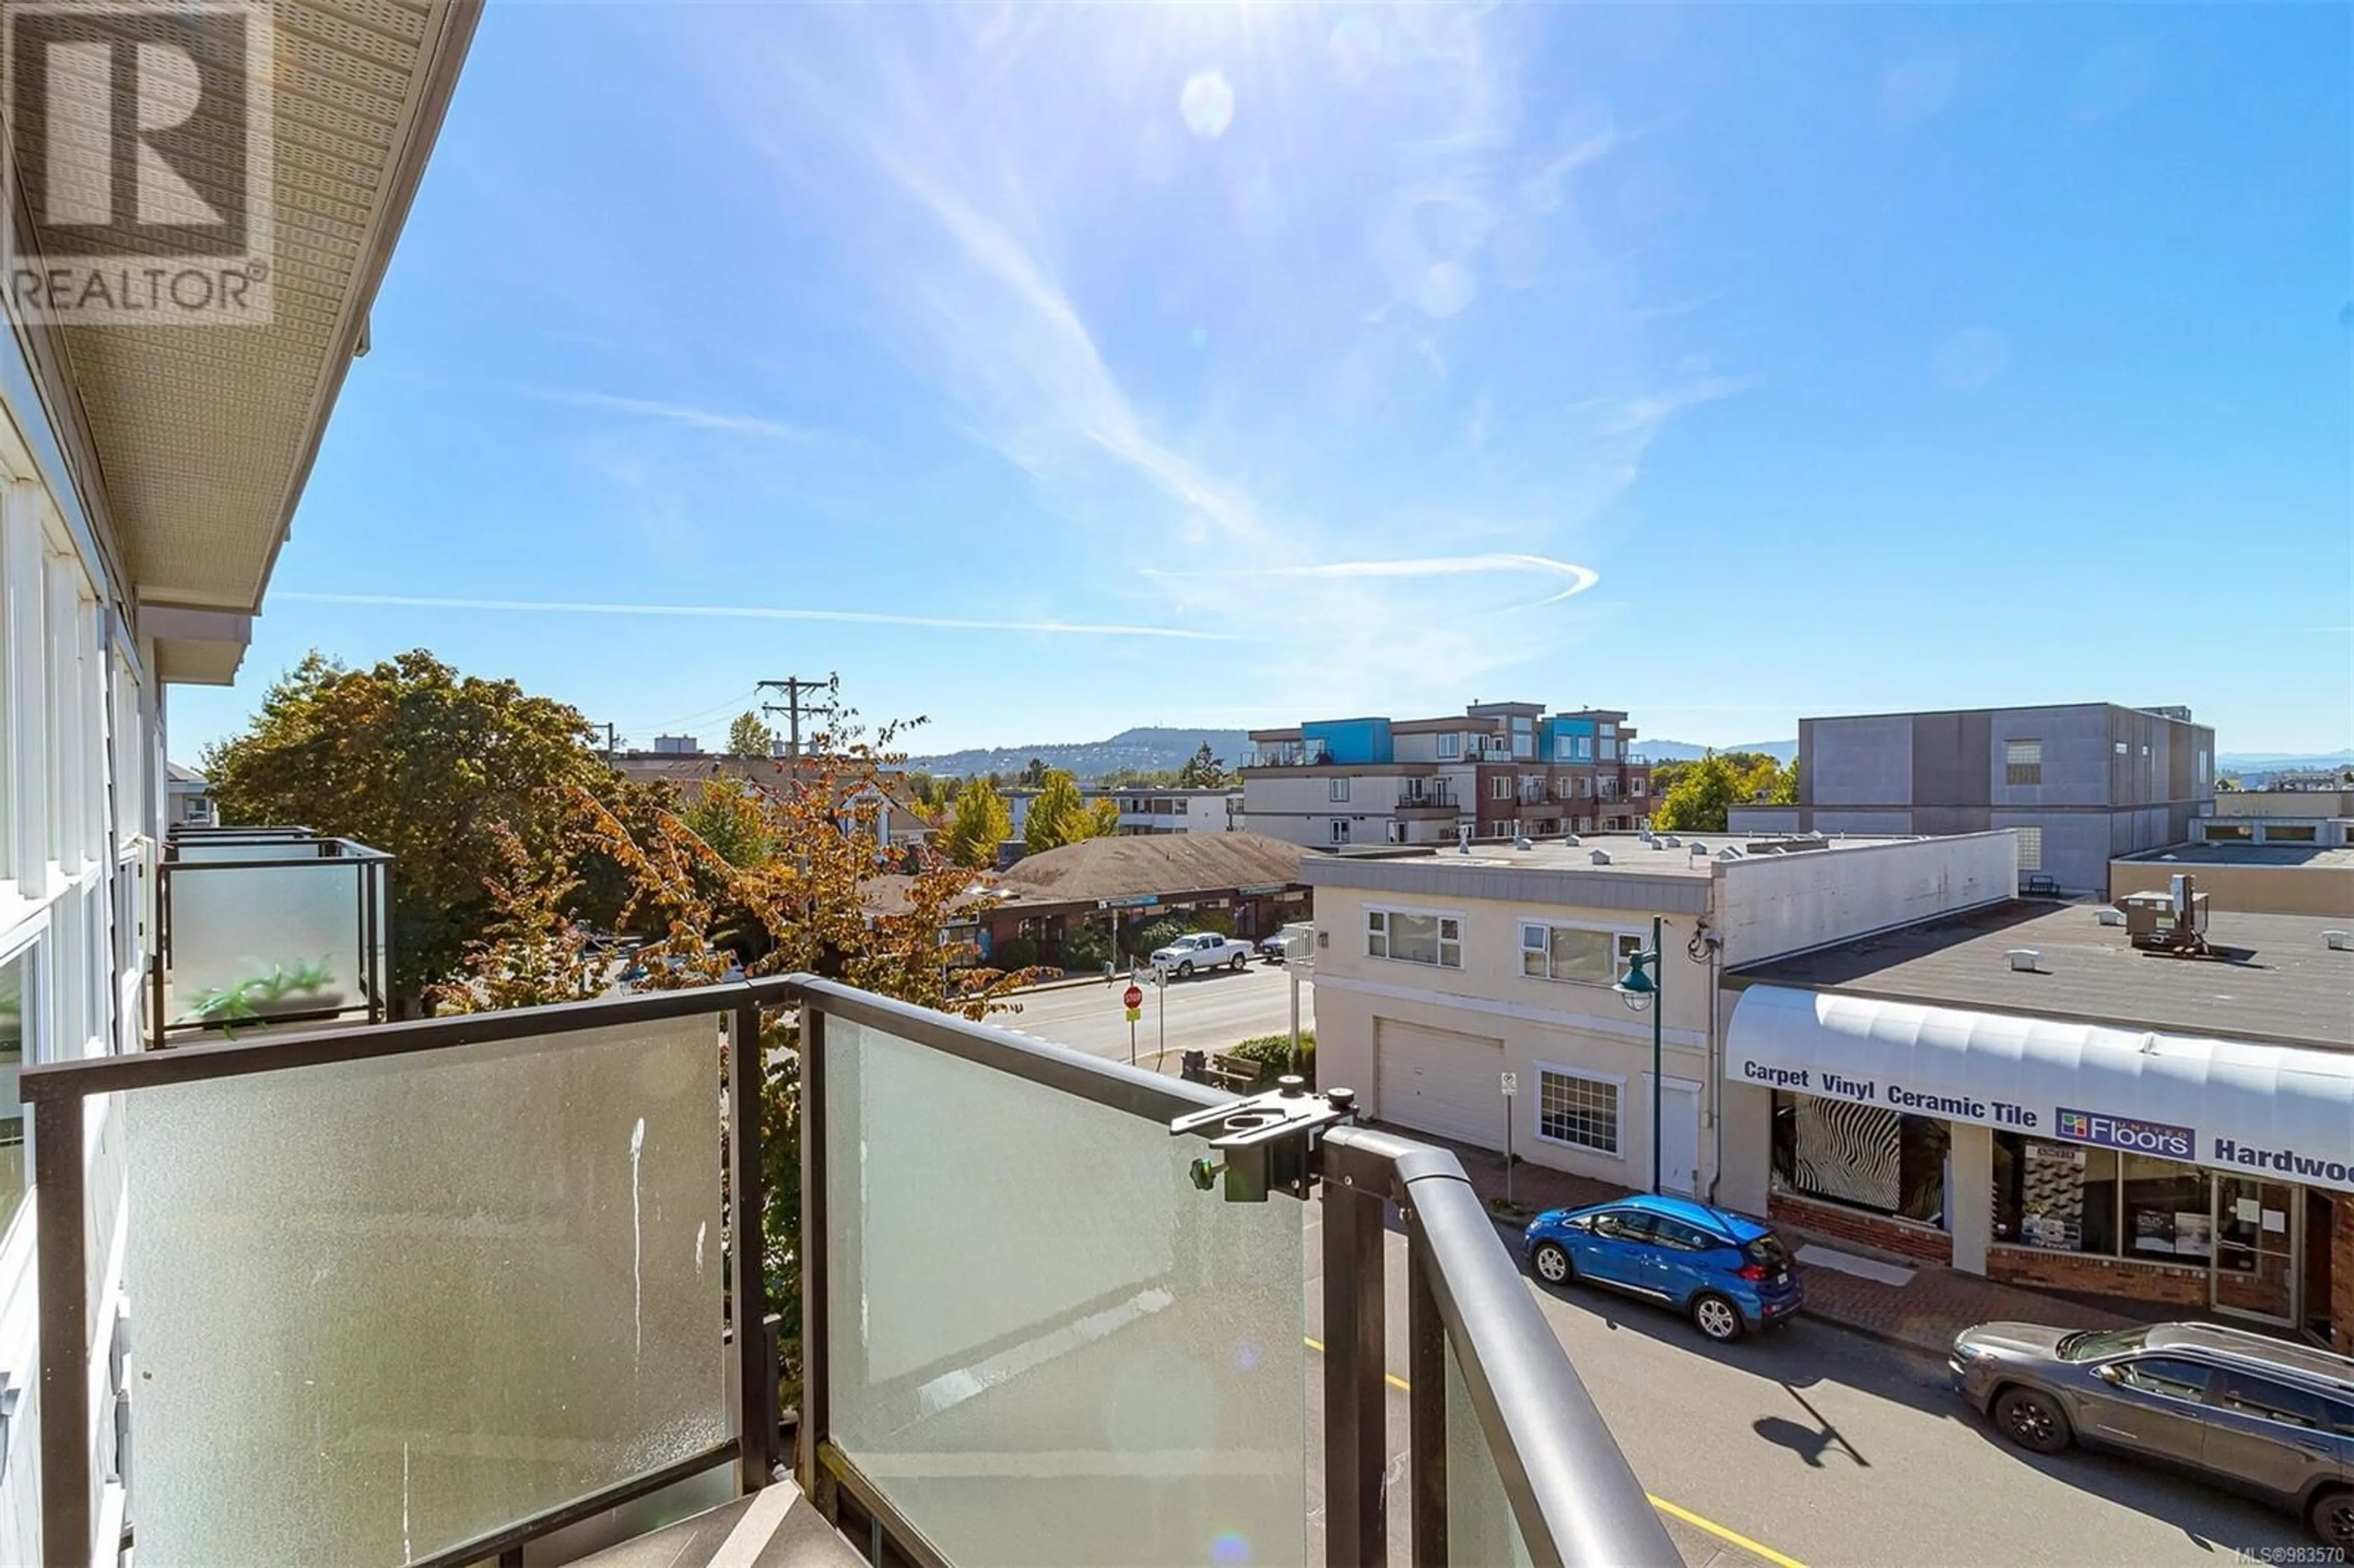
[728,711,776,757]
[679,775,772,868]
[202,650,607,1008]
[943,775,1013,867]
[1175,744,1227,788]
[1023,769,1096,853]
[1019,756,1051,788]
[1085,796,1121,837]
[1651,753,1747,832]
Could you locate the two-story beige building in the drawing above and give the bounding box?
[1300,831,2021,1199]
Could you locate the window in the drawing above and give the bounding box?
[1599,738,1617,761]
[2115,740,2129,756]
[1576,776,1592,798]
[1994,1135,2215,1263]
[1491,776,1511,801]
[1772,1090,1949,1224]
[1330,820,1351,845]
[2111,1359,2212,1401]
[2212,1371,2351,1433]
[0,945,29,1235]
[1512,717,1534,759]
[1590,1209,1650,1241]
[1650,1217,1723,1253]
[1438,733,1461,760]
[1521,923,1643,984]
[2005,739,2043,785]
[1539,1070,1621,1155]
[1367,908,1461,968]
[2013,826,2043,871]
[1630,777,1645,797]
[1328,777,1350,803]
[1385,821,1407,844]
[2197,748,2209,782]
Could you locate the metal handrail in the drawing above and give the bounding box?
[24,979,781,1568]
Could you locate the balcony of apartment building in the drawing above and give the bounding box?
[24,976,1676,1567]
[1394,780,1460,816]
[149,824,392,1048]
[1244,743,1333,769]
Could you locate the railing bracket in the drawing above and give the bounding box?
[1169,1078,1358,1202]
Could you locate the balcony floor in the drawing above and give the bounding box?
[572,1480,863,1568]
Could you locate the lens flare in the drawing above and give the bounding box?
[1181,70,1236,139]
[1209,1530,1252,1564]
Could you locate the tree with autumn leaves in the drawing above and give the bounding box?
[206,651,1045,1412]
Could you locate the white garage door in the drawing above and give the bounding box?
[1376,1019,1506,1149]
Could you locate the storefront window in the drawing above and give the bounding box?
[1770,1091,1948,1227]
[1995,1134,2211,1263]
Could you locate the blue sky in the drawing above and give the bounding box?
[170,2,2352,761]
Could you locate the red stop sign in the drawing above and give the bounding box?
[1122,985,1144,1010]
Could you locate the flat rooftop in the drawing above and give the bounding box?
[1731,902,2354,1052]
[1325,831,1927,880]
[2122,842,2354,870]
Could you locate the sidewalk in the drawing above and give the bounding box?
[1379,1122,2138,1361]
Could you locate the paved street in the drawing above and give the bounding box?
[1303,1214,2314,1567]
[991,962,1312,1068]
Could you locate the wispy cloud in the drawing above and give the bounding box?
[1577,375,1756,438]
[524,387,848,446]
[280,592,1232,641]
[1147,554,1599,607]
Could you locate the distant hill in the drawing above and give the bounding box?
[2217,750,2353,772]
[907,727,1252,781]
[1639,739,1798,764]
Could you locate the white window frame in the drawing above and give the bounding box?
[1630,776,1646,797]
[1329,820,1350,846]
[1519,920,1647,986]
[1437,733,1461,761]
[1490,775,1511,802]
[1366,904,1463,969]
[1534,1062,1624,1158]
[0,920,47,1243]
[1328,777,1350,804]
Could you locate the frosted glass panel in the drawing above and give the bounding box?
[826,1017,1306,1566]
[173,839,322,862]
[128,1015,728,1565]
[1444,1338,1535,1567]
[167,861,364,1026]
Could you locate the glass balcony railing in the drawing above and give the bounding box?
[152,826,392,1046]
[26,975,1676,1567]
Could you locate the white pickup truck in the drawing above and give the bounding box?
[1149,932,1254,977]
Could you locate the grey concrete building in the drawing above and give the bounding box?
[1729,702,2214,897]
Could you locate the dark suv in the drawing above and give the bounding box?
[1951,1320,2354,1547]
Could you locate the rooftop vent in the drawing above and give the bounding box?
[1688,841,1708,856]
[1563,833,1581,847]
[1662,835,1681,848]
[2096,908,2126,927]
[2327,931,2350,951]
[1514,834,1533,851]
[2006,949,2042,973]
[1716,847,1742,862]
[1591,850,1612,866]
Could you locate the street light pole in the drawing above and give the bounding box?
[1615,913,1666,1195]
[1649,913,1663,1195]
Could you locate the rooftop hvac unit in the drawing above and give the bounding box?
[2006,949,2041,973]
[2117,873,2214,956]
[2326,931,2350,951]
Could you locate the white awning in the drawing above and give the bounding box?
[1726,985,2354,1194]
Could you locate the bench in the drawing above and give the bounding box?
[1181,1051,1267,1092]
[2023,873,2059,899]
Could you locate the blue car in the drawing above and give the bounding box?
[1522,1193,1802,1343]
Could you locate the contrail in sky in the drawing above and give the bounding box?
[279,592,1234,641]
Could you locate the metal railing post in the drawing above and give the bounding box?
[1406,1216,1447,1562]
[32,1094,91,1566]
[1322,1182,1386,1566]
[796,1000,830,1505]
[729,994,770,1494]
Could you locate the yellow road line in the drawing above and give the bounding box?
[1301,1335,1413,1391]
[1645,1494,1810,1568]
[1298,1336,1809,1567]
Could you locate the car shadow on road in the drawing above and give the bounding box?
[1504,1221,2314,1558]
